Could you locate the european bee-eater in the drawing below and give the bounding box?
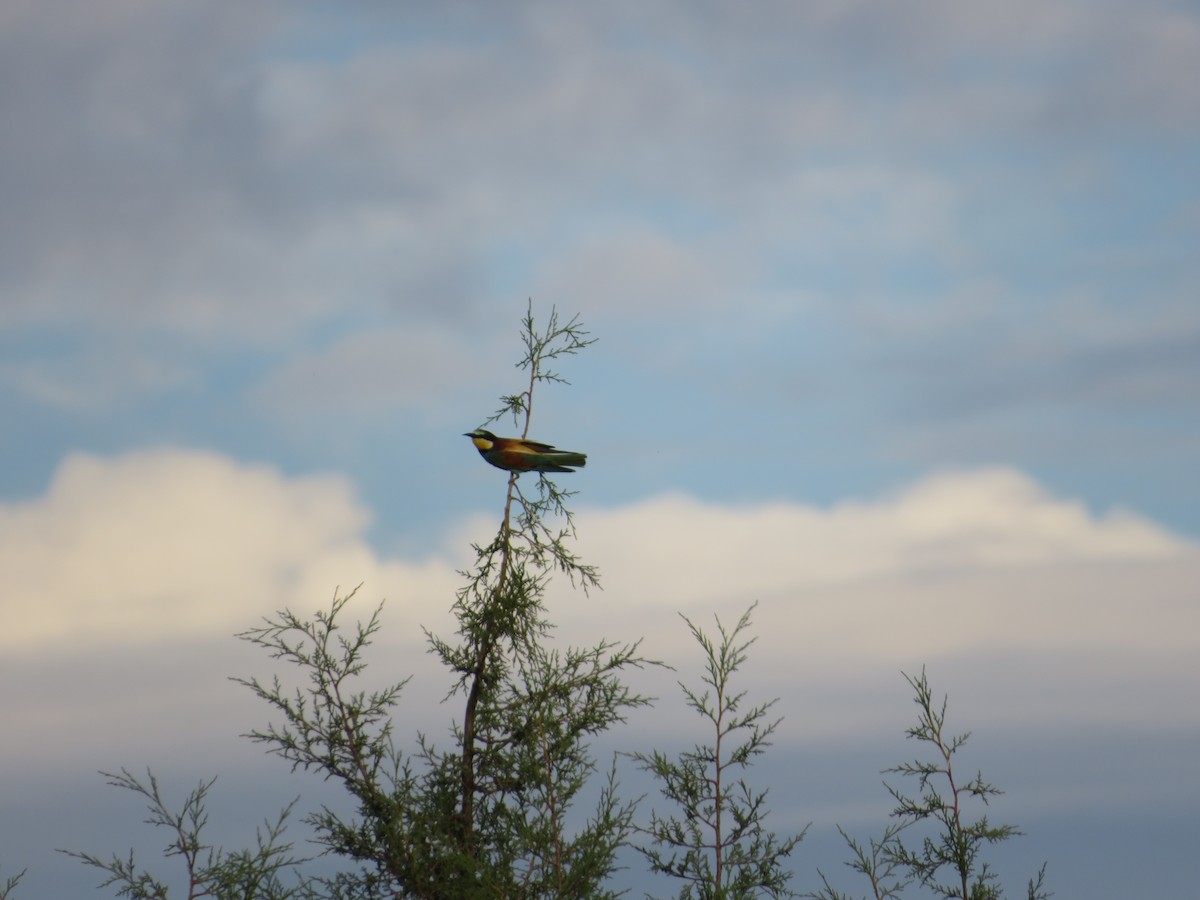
[463,429,587,473]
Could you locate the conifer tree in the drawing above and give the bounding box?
[631,602,806,899]
[234,305,651,898]
[69,306,649,899]
[809,669,1049,900]
[62,769,304,899]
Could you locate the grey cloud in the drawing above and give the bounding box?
[871,300,1200,423]
[2,0,1196,351]
[0,2,283,308]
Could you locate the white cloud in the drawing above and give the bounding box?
[572,467,1185,601]
[0,448,458,653]
[4,451,1197,749]
[546,468,1200,735]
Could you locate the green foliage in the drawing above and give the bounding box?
[809,669,1049,900]
[234,590,433,897]
[632,602,806,899]
[808,823,910,900]
[415,302,651,897]
[60,769,305,899]
[67,305,648,899]
[236,305,647,898]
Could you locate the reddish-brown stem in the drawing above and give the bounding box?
[458,316,543,855]
[713,674,725,889]
[459,472,517,847]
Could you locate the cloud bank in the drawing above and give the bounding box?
[5,450,1196,742]
[1,448,457,653]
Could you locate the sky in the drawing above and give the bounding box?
[2,1,1198,896]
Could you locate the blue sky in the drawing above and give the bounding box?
[2,1,1198,896]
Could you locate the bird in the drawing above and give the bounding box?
[463,429,587,473]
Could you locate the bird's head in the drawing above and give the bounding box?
[463,428,497,450]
